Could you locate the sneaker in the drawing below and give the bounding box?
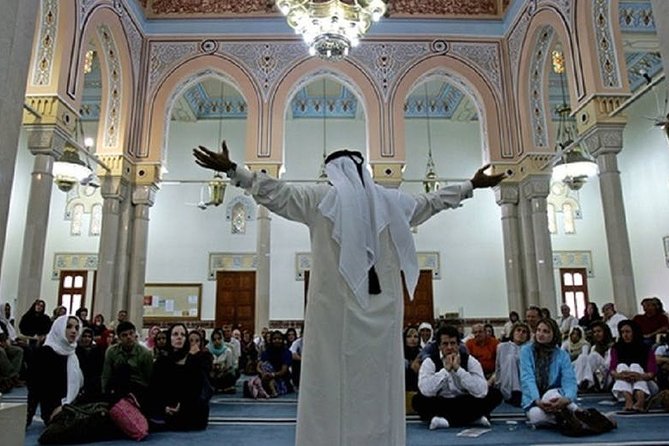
[472,416,491,428]
[429,416,450,430]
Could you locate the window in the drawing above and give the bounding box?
[559,268,588,318]
[58,270,87,315]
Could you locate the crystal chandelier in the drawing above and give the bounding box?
[550,50,598,190]
[276,0,387,60]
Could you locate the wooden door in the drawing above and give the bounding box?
[216,271,256,334]
[403,270,434,328]
[559,268,589,318]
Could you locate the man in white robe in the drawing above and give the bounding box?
[193,143,504,446]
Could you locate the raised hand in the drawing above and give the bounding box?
[470,164,506,189]
[193,140,234,173]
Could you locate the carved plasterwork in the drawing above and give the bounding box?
[529,26,554,149]
[32,0,58,86]
[97,24,122,148]
[225,195,256,222]
[148,41,199,96]
[221,42,306,100]
[140,0,274,17]
[552,251,594,277]
[579,124,625,157]
[512,153,554,183]
[593,0,622,88]
[120,6,143,83]
[79,0,97,27]
[388,0,506,17]
[450,42,502,94]
[52,253,99,280]
[208,253,258,280]
[350,42,430,101]
[573,96,628,135]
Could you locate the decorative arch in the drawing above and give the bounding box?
[516,8,580,155]
[143,55,261,164]
[269,58,382,163]
[392,55,506,163]
[73,6,134,155]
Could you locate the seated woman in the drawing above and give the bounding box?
[143,326,162,350]
[149,323,212,431]
[27,315,83,426]
[404,327,421,392]
[610,319,657,411]
[561,326,590,363]
[501,311,520,342]
[494,321,530,406]
[258,330,292,397]
[520,318,579,427]
[240,329,259,375]
[208,328,236,393]
[573,321,613,391]
[90,314,107,341]
[75,327,104,402]
[151,330,169,361]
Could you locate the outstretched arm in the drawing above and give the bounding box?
[193,141,236,174]
[470,164,506,189]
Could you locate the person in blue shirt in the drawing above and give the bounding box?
[520,317,578,426]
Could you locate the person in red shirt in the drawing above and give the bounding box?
[465,323,499,380]
[632,297,669,345]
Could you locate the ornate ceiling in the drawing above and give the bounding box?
[134,0,512,20]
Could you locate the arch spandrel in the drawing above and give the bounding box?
[391,55,506,164]
[143,55,261,165]
[269,57,382,164]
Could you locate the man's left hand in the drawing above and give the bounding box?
[470,164,506,189]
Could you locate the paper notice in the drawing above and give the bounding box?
[188,295,198,304]
[165,299,174,312]
[152,296,160,308]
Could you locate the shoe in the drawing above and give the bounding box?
[472,416,491,428]
[429,416,449,430]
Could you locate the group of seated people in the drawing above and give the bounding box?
[404,295,669,431]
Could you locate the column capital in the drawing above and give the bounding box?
[132,184,158,207]
[573,95,629,135]
[495,182,520,205]
[521,175,551,200]
[580,123,626,157]
[100,174,129,201]
[371,162,403,188]
[24,124,69,158]
[98,154,135,182]
[23,95,78,135]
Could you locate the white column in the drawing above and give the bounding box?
[255,205,271,333]
[0,0,39,286]
[496,183,525,314]
[518,186,539,308]
[650,0,669,84]
[113,184,133,318]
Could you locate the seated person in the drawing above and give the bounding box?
[102,321,153,408]
[412,325,502,430]
[520,318,579,427]
[494,322,530,406]
[149,323,212,431]
[258,330,292,397]
[557,304,578,341]
[465,323,499,380]
[208,328,236,393]
[610,319,657,411]
[75,327,104,402]
[561,326,590,363]
[26,315,83,426]
[655,336,669,390]
[500,311,519,341]
[289,330,303,389]
[404,327,421,392]
[633,297,669,346]
[240,329,259,375]
[418,322,433,349]
[573,321,613,391]
[0,315,24,391]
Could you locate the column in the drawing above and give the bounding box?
[518,187,539,308]
[113,184,132,318]
[255,206,271,333]
[582,126,637,317]
[0,0,39,282]
[524,175,557,314]
[495,182,525,314]
[650,0,669,82]
[126,184,157,329]
[93,175,126,320]
[16,127,67,317]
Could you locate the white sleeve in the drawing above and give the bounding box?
[418,358,449,397]
[410,182,473,226]
[453,357,488,398]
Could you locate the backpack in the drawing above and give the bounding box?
[555,408,616,437]
[38,402,119,444]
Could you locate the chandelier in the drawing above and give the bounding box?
[550,50,598,190]
[276,0,387,60]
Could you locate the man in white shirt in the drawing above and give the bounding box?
[412,325,502,429]
[557,304,578,340]
[602,303,627,338]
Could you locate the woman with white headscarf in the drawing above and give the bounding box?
[193,142,504,446]
[26,315,83,426]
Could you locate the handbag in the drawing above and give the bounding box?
[555,407,616,437]
[38,402,118,444]
[109,393,149,441]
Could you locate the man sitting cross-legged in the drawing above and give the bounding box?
[412,325,502,430]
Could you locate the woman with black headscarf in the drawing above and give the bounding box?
[19,299,52,346]
[520,318,578,426]
[610,319,657,411]
[149,323,212,431]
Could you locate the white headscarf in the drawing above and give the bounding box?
[0,311,16,341]
[318,151,418,308]
[418,322,434,348]
[44,315,84,405]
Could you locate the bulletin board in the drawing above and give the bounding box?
[143,283,202,321]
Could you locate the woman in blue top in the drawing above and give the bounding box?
[520,318,578,426]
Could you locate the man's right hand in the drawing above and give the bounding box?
[193,141,235,173]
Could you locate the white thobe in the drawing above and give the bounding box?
[231,167,472,446]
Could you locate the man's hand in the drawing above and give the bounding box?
[470,164,506,189]
[193,141,235,173]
